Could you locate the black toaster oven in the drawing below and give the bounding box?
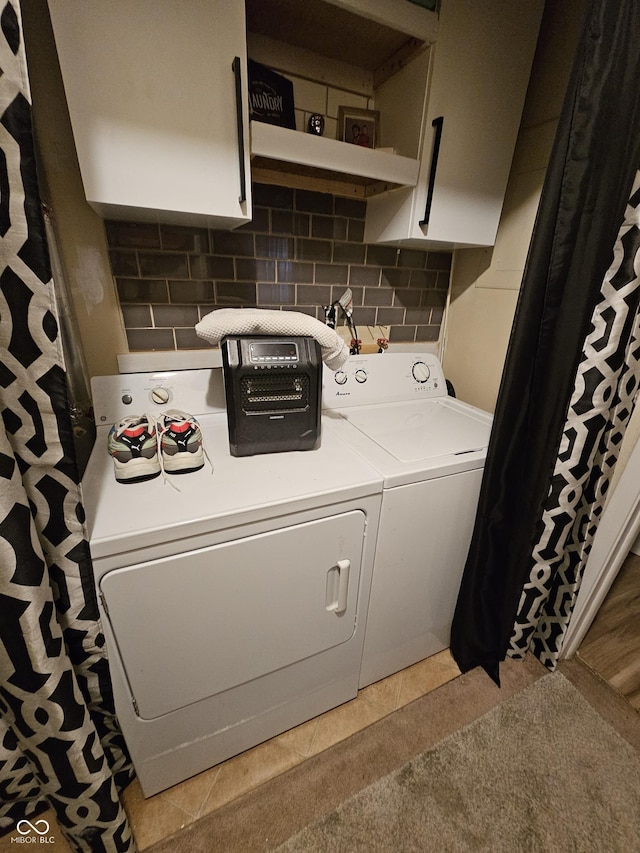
[221,335,322,456]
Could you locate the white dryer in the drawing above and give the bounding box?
[82,367,382,796]
[323,352,492,688]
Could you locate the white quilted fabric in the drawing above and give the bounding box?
[195,308,349,370]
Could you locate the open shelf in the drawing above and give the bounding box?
[250,122,420,199]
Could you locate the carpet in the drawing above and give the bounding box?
[274,672,640,852]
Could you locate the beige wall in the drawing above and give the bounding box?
[441,0,587,412]
[21,0,127,377]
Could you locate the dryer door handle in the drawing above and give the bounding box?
[326,559,351,614]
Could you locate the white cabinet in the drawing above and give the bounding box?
[47,0,252,228]
[365,0,544,248]
[47,0,542,246]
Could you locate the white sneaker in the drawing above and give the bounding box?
[107,414,161,483]
[157,410,205,474]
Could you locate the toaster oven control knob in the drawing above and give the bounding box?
[334,370,348,385]
[355,369,368,383]
[412,361,430,383]
[150,386,171,405]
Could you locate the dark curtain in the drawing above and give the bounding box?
[450,0,640,683]
[0,2,136,849]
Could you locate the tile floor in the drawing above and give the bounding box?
[127,649,460,849]
[1,650,460,852]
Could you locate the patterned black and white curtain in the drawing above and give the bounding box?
[509,174,640,667]
[451,0,640,683]
[0,2,136,850]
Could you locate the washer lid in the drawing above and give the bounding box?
[343,399,491,463]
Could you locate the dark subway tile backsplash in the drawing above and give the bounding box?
[409,269,439,289]
[297,284,333,306]
[152,304,200,328]
[252,183,294,210]
[316,263,348,285]
[257,282,296,305]
[295,238,332,262]
[311,215,348,241]
[295,189,333,215]
[160,225,209,253]
[235,258,276,282]
[168,280,215,303]
[117,277,168,303]
[215,280,256,305]
[397,248,429,269]
[138,251,189,278]
[211,230,255,257]
[332,241,366,265]
[334,196,367,219]
[277,260,314,283]
[189,254,234,280]
[125,327,175,351]
[272,209,310,236]
[366,244,398,267]
[381,267,411,289]
[108,183,451,352]
[120,304,152,327]
[254,234,295,259]
[106,220,161,249]
[363,286,393,307]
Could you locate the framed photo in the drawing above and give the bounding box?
[338,107,380,149]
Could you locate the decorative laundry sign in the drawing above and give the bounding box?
[248,60,296,129]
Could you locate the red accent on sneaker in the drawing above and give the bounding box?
[123,425,148,438]
[168,421,191,433]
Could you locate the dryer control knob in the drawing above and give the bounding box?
[355,369,368,383]
[412,361,430,383]
[150,386,171,405]
[334,370,348,385]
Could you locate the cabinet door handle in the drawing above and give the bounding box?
[232,56,247,204]
[419,116,444,227]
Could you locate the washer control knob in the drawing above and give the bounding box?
[412,361,430,383]
[355,369,368,384]
[150,386,171,405]
[121,394,133,405]
[334,370,348,386]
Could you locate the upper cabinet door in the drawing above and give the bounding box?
[365,0,544,248]
[47,0,252,228]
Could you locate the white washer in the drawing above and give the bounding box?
[323,352,492,688]
[82,367,382,796]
